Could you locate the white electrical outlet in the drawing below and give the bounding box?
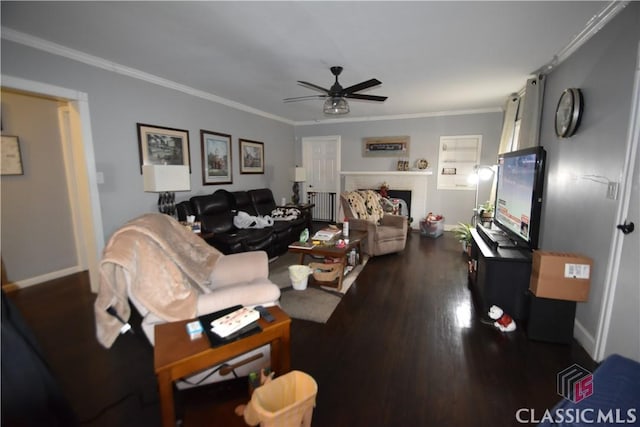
[607,182,619,200]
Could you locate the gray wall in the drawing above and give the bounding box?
[538,3,639,352]
[1,40,296,243]
[1,90,77,281]
[294,112,503,227]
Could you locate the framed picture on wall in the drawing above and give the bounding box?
[1,135,24,176]
[239,139,264,174]
[363,136,410,157]
[201,130,232,185]
[137,123,190,173]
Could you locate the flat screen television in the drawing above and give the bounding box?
[490,146,547,250]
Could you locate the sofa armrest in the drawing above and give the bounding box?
[197,280,281,316]
[208,251,269,289]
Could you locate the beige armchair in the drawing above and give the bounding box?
[340,190,408,256]
[95,213,280,387]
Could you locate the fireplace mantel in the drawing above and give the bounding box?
[341,170,433,176]
[340,170,432,229]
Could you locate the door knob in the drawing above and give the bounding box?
[616,221,635,235]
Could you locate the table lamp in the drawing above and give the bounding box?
[143,165,190,216]
[291,167,306,205]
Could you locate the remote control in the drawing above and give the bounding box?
[254,305,275,323]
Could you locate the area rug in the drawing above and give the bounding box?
[268,251,368,323]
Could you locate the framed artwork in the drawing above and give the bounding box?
[1,135,24,176]
[239,139,264,174]
[137,123,190,173]
[201,129,232,185]
[362,136,410,157]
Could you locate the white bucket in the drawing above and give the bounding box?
[288,265,311,291]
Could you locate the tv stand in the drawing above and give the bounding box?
[468,228,532,320]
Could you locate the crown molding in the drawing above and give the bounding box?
[533,1,629,75]
[1,27,296,126]
[293,107,503,126]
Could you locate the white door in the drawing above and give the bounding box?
[302,136,341,221]
[598,44,640,362]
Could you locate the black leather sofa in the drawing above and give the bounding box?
[177,188,309,258]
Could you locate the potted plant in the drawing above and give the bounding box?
[479,201,494,220]
[453,222,473,254]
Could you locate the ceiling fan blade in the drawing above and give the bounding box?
[345,93,388,102]
[283,95,326,103]
[297,81,330,94]
[342,78,382,95]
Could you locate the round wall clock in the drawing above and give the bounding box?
[555,88,583,138]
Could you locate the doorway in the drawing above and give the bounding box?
[2,75,104,292]
[301,136,341,222]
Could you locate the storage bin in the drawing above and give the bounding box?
[420,218,444,238]
[243,370,318,427]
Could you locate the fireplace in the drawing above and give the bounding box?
[341,170,432,229]
[386,189,412,220]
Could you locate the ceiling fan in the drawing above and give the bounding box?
[283,66,388,115]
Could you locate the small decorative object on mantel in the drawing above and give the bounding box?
[555,88,583,138]
[396,160,409,171]
[416,158,429,170]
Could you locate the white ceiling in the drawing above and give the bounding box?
[1,1,611,124]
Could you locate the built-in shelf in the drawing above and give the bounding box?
[340,170,433,176]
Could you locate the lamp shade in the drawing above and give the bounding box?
[142,165,190,192]
[291,167,306,182]
[323,97,350,115]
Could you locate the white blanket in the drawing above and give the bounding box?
[233,211,274,229]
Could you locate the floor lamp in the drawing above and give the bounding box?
[291,167,306,205]
[143,165,191,217]
[469,165,496,226]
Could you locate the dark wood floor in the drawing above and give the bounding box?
[5,231,595,427]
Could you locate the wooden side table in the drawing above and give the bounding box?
[154,306,291,427]
[288,229,366,292]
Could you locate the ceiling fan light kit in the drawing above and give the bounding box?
[285,66,387,115]
[323,97,350,115]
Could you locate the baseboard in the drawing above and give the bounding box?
[574,318,597,360]
[12,266,83,289]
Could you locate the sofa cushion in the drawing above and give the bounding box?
[249,188,278,216]
[191,191,235,234]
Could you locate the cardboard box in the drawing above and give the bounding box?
[529,251,592,302]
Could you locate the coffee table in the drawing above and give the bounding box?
[154,306,291,427]
[287,229,367,292]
